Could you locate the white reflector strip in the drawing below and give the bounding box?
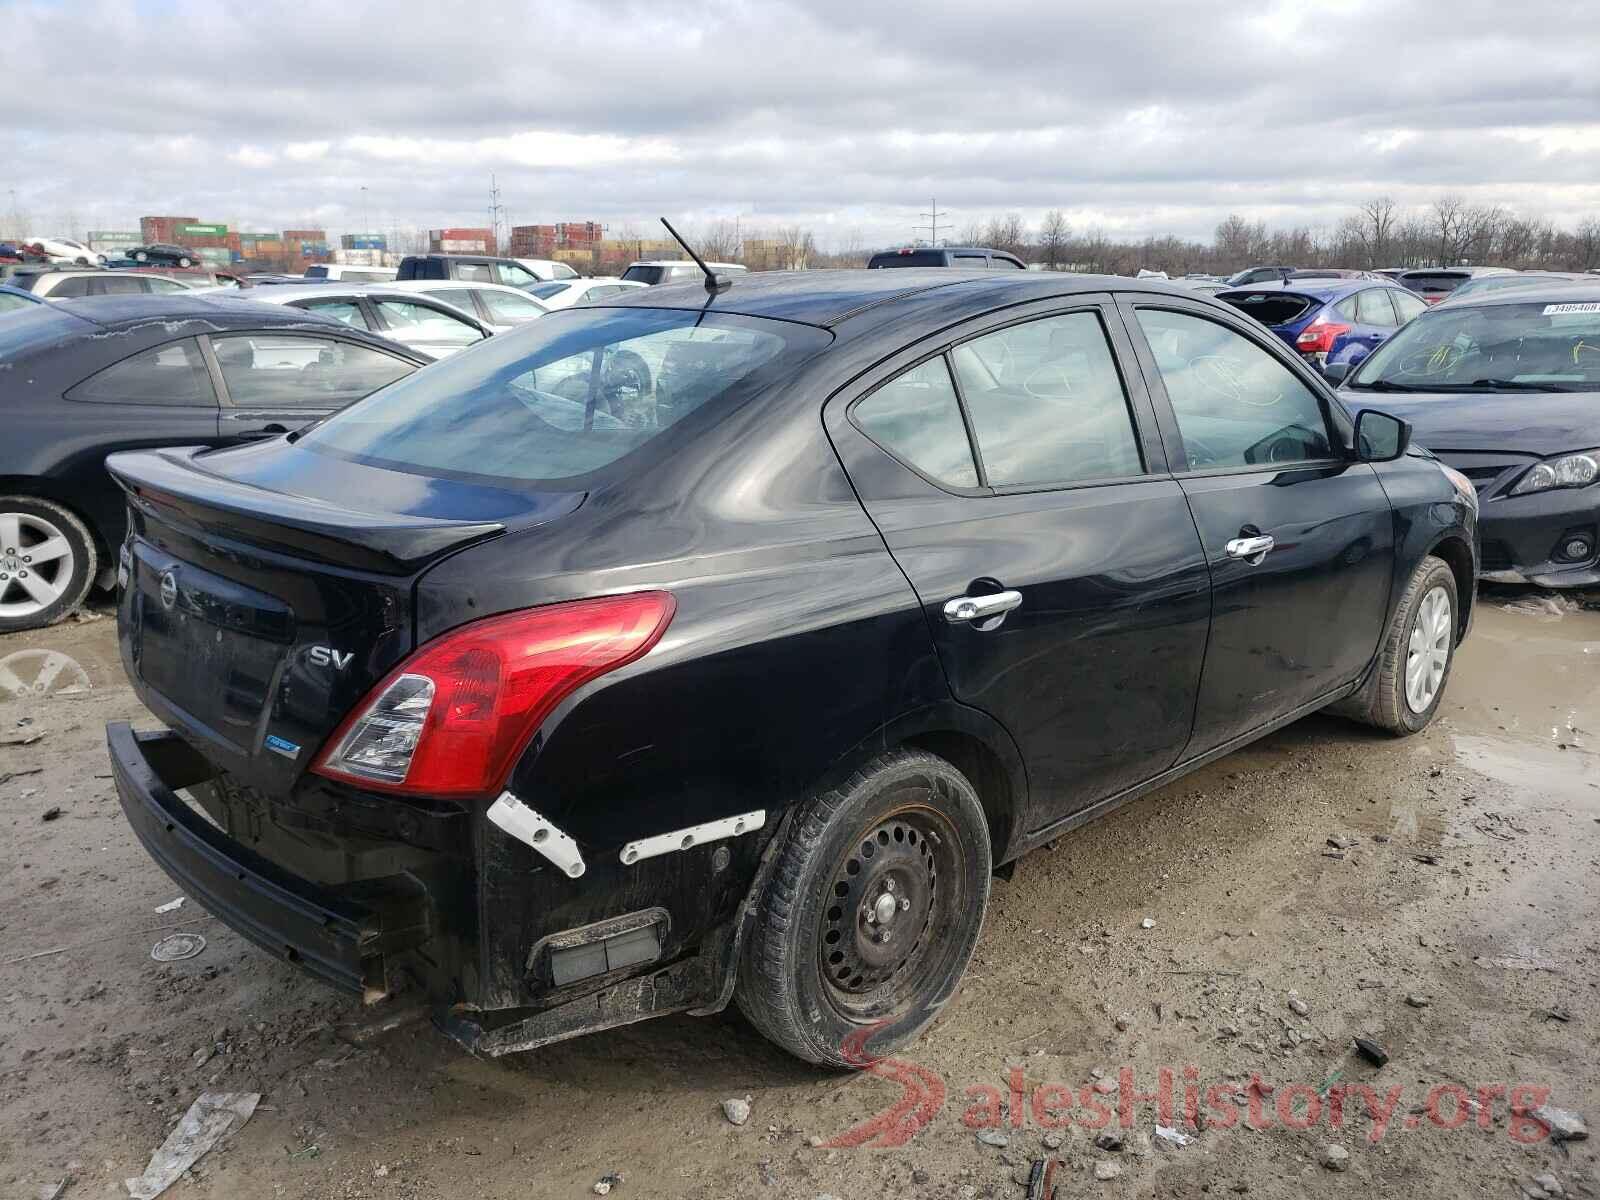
[619,809,766,865]
[487,793,586,878]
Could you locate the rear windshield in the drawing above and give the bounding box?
[1401,272,1467,296]
[1220,291,1318,326]
[0,304,84,362]
[1350,299,1600,390]
[529,282,573,300]
[621,266,665,284]
[302,265,328,279]
[868,251,945,268]
[298,308,830,485]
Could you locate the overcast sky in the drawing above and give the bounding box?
[8,0,1600,248]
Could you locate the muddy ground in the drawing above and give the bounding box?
[1,589,1596,1200]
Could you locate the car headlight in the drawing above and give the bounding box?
[1510,450,1600,496]
[1438,463,1478,509]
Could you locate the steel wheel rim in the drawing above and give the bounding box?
[0,512,74,619]
[1404,584,1453,714]
[817,798,968,1023]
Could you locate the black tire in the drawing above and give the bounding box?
[178,256,193,268]
[0,496,97,633]
[736,749,991,1067]
[133,250,148,262]
[1336,555,1458,735]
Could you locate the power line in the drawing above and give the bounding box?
[918,197,946,247]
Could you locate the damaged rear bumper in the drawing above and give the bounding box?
[108,722,417,1002]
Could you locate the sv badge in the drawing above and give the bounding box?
[308,646,354,671]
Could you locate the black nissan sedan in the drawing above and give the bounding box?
[1333,285,1600,587]
[0,295,428,631]
[104,271,1477,1066]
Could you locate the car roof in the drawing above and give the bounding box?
[596,268,1197,329]
[0,283,43,300]
[381,279,540,297]
[46,293,402,334]
[236,284,461,304]
[1422,283,1600,310]
[1218,277,1394,300]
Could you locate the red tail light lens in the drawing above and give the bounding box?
[313,592,675,798]
[1295,315,1352,355]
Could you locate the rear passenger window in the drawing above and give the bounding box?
[951,312,1143,487]
[853,358,979,489]
[454,263,494,283]
[1355,289,1397,326]
[49,277,95,298]
[1135,309,1333,470]
[211,335,413,408]
[66,338,215,406]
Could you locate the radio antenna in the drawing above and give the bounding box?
[660,217,730,293]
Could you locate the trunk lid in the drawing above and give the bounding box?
[109,440,583,795]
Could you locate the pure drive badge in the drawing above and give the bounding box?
[264,734,301,760]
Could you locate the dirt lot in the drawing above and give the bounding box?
[1,590,1596,1200]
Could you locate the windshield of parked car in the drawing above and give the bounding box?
[1348,299,1600,392]
[298,308,831,484]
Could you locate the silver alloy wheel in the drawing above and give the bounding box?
[1404,584,1453,714]
[0,512,75,620]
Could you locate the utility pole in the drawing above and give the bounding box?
[919,197,946,247]
[487,174,505,254]
[360,185,370,237]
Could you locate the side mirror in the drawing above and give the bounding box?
[1321,360,1353,385]
[1355,409,1411,463]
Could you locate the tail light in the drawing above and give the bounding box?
[1294,314,1352,356]
[312,592,675,798]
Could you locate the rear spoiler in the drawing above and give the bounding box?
[107,447,504,574]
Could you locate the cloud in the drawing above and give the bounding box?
[6,0,1600,247]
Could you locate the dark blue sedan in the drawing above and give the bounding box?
[1219,279,1428,374]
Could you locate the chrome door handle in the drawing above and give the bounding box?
[1225,535,1275,562]
[943,590,1023,625]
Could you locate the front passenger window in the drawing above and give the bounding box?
[1135,309,1333,470]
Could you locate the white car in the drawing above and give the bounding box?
[27,237,105,266]
[526,277,649,310]
[378,279,550,333]
[301,264,399,283]
[224,284,493,359]
[513,257,580,282]
[10,268,193,298]
[620,259,748,286]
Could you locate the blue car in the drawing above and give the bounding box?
[1218,279,1428,374]
[0,283,46,315]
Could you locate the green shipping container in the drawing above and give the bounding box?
[179,223,228,236]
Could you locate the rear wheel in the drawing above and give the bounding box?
[0,497,96,633]
[735,749,991,1067]
[1338,554,1458,735]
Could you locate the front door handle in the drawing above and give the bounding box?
[1225,535,1275,563]
[943,590,1023,626]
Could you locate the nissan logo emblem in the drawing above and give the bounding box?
[159,571,178,611]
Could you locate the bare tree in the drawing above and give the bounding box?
[955,220,984,247]
[981,213,1028,257]
[1575,218,1600,271]
[777,225,815,270]
[1038,210,1070,270]
[1355,196,1397,267]
[695,219,740,260]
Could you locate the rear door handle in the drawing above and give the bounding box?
[1225,535,1275,562]
[943,590,1023,625]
